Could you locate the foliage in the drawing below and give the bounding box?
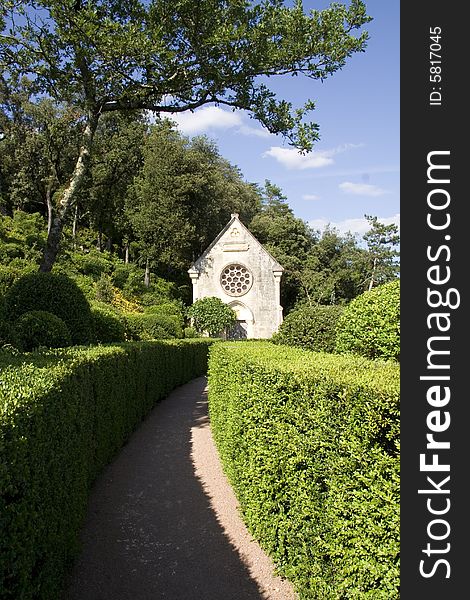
[94,272,115,303]
[363,215,400,290]
[2,0,370,270]
[0,211,47,265]
[336,280,400,361]
[90,303,126,344]
[142,301,184,331]
[0,95,82,219]
[272,304,343,352]
[187,297,237,337]
[68,249,114,279]
[3,272,93,344]
[128,121,261,274]
[112,262,141,290]
[126,313,183,341]
[297,227,368,305]
[208,342,400,599]
[183,326,197,339]
[13,310,72,351]
[0,319,16,347]
[84,112,147,248]
[0,339,213,600]
[0,265,19,297]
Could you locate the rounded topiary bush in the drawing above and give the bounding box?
[272,304,344,352]
[90,303,126,343]
[335,279,400,361]
[187,297,237,337]
[4,272,93,344]
[14,310,72,351]
[183,326,197,338]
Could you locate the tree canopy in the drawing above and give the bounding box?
[1,0,371,270]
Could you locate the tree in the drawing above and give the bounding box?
[297,226,367,305]
[84,111,148,251]
[127,120,261,279]
[187,296,236,337]
[362,215,400,290]
[0,93,82,228]
[1,0,370,271]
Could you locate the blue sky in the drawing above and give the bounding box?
[168,0,399,238]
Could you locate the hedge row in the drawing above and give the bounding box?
[208,342,400,599]
[0,339,213,600]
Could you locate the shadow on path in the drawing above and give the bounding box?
[64,377,264,600]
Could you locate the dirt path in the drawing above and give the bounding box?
[64,376,297,600]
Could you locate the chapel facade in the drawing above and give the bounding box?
[188,213,284,339]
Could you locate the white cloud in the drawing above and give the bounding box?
[339,181,389,197]
[309,213,400,237]
[237,124,271,138]
[302,194,321,201]
[169,106,242,135]
[263,143,362,171]
[164,106,271,139]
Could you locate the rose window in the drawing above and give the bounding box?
[220,264,253,297]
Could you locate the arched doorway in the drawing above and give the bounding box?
[227,301,254,340]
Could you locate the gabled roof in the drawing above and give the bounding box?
[188,213,284,273]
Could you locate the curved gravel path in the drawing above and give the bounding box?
[64,376,297,600]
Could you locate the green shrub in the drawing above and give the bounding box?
[69,249,114,279]
[90,303,126,343]
[183,326,197,338]
[0,319,16,348]
[336,280,400,361]
[69,273,95,301]
[143,300,183,316]
[0,339,213,600]
[4,272,93,345]
[272,304,343,352]
[112,262,139,289]
[208,342,399,599]
[187,296,236,337]
[138,276,179,305]
[0,212,46,264]
[94,273,115,303]
[13,311,72,351]
[121,269,148,297]
[126,312,183,340]
[0,265,20,297]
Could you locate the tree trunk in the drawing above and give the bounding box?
[124,242,129,264]
[39,112,98,272]
[46,183,54,235]
[368,257,378,291]
[144,258,150,288]
[72,205,78,248]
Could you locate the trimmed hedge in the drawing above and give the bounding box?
[14,310,72,351]
[126,312,183,340]
[336,280,400,361]
[272,304,343,352]
[208,342,399,599]
[0,339,213,600]
[3,272,93,345]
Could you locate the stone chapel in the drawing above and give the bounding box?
[188,213,284,339]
